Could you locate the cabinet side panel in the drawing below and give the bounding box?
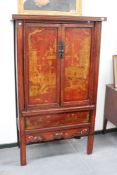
[16,21,24,111]
[92,22,102,104]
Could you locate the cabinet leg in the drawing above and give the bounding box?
[87,110,95,154]
[20,117,27,166]
[87,134,94,154]
[20,140,26,166]
[102,118,107,134]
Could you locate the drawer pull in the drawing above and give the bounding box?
[54,132,64,139]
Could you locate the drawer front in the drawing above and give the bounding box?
[25,111,90,130]
[26,127,89,144]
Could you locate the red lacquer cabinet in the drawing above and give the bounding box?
[12,15,106,165]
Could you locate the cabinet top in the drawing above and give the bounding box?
[12,14,107,22]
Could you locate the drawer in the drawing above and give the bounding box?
[25,111,90,130]
[26,127,89,144]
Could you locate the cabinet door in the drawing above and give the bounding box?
[24,23,61,109]
[61,23,94,106]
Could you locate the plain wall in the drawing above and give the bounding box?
[0,0,116,144]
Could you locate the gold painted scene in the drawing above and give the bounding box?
[27,27,58,105]
[18,0,82,15]
[64,28,91,101]
[26,26,91,105]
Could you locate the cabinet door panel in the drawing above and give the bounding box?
[24,24,61,108]
[61,24,92,106]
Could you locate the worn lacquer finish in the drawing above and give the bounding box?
[25,111,89,130]
[13,14,106,165]
[63,28,91,102]
[25,25,60,106]
[26,127,89,143]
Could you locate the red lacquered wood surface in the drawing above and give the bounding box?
[63,26,91,103]
[26,127,89,144]
[25,111,90,130]
[13,15,106,165]
[24,24,61,108]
